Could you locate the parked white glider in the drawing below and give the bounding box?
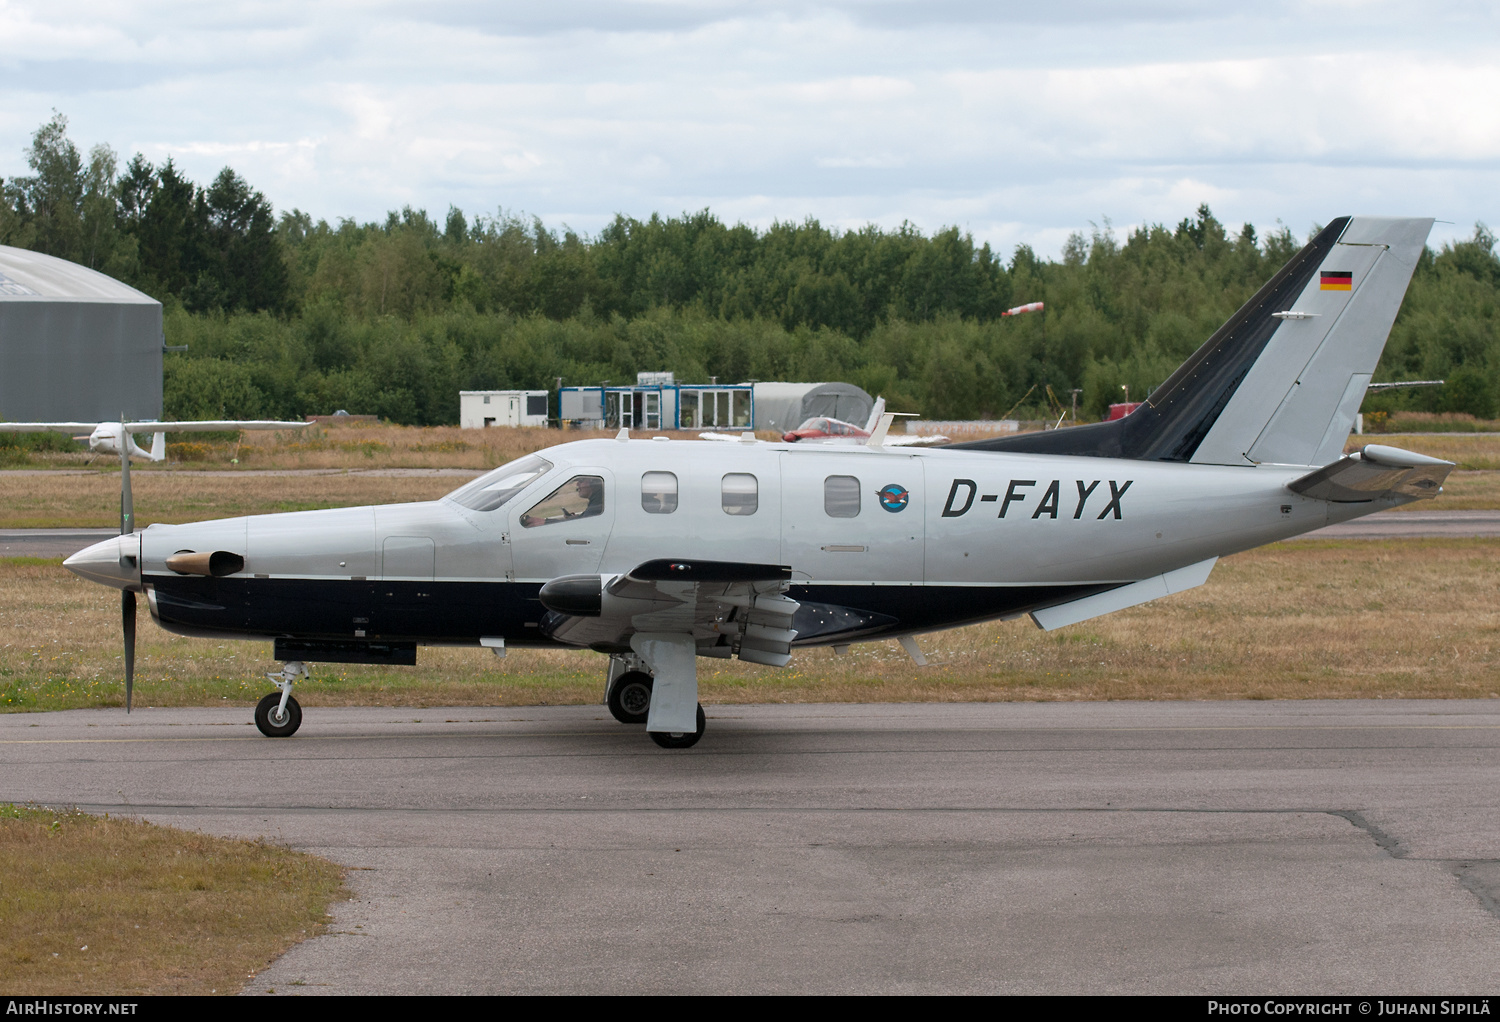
[0,419,309,461]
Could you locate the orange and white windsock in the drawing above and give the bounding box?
[1001,301,1044,317]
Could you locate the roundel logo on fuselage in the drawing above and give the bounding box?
[877,484,909,513]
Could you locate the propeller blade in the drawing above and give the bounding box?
[119,416,136,713]
[122,589,135,713]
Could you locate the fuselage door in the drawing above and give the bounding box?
[779,452,925,586]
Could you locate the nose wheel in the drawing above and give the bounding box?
[255,692,302,737]
[649,704,706,749]
[256,661,306,737]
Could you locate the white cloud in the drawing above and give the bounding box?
[0,0,1493,256]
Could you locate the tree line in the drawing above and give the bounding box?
[2,114,1497,424]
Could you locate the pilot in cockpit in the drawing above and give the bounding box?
[521,475,605,527]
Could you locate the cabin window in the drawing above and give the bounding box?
[445,454,552,512]
[642,471,678,514]
[721,473,758,516]
[824,475,861,517]
[521,475,605,527]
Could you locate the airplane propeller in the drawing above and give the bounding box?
[119,416,135,712]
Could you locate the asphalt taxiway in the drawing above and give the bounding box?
[3,701,1497,994]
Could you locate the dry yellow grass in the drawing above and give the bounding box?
[2,538,1497,709]
[5,423,731,473]
[0,425,1496,527]
[0,803,345,995]
[1408,470,1500,510]
[0,470,469,528]
[1345,432,1500,471]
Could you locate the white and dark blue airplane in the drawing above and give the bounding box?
[63,217,1452,748]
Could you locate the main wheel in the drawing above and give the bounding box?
[608,671,654,724]
[255,692,302,737]
[649,704,706,749]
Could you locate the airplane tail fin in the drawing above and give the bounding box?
[863,396,886,434]
[951,216,1433,467]
[148,431,166,461]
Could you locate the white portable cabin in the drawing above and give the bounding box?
[460,390,549,428]
[556,378,873,431]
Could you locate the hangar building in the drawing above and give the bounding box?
[0,245,163,422]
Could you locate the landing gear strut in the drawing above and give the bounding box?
[607,640,706,749]
[255,661,305,737]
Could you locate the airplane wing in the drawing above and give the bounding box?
[538,558,800,666]
[0,420,309,433]
[121,420,310,433]
[698,431,756,443]
[1287,443,1453,502]
[0,423,100,433]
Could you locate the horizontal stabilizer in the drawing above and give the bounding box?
[1287,444,1452,503]
[1030,558,1218,631]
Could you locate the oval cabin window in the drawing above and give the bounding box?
[721,473,758,516]
[824,475,861,517]
[641,471,678,514]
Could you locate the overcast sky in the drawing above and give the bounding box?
[1,0,1494,257]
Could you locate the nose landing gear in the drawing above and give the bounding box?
[255,661,306,737]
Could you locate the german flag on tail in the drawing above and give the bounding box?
[1320,271,1353,291]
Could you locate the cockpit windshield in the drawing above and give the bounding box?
[444,454,553,512]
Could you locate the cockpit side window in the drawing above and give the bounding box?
[521,475,605,527]
[641,472,678,514]
[444,455,553,512]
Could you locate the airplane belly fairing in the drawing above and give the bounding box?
[142,572,1119,650]
[147,576,550,646]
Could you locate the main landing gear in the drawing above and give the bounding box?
[649,704,706,750]
[605,653,706,749]
[255,661,305,737]
[607,670,654,724]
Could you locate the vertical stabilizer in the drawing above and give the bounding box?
[1191,216,1433,466]
[948,216,1433,467]
[148,431,166,462]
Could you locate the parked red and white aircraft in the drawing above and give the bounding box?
[704,398,949,446]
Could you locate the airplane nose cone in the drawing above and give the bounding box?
[63,534,141,590]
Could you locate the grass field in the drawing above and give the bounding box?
[0,803,345,995]
[2,537,1497,709]
[0,427,1495,527]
